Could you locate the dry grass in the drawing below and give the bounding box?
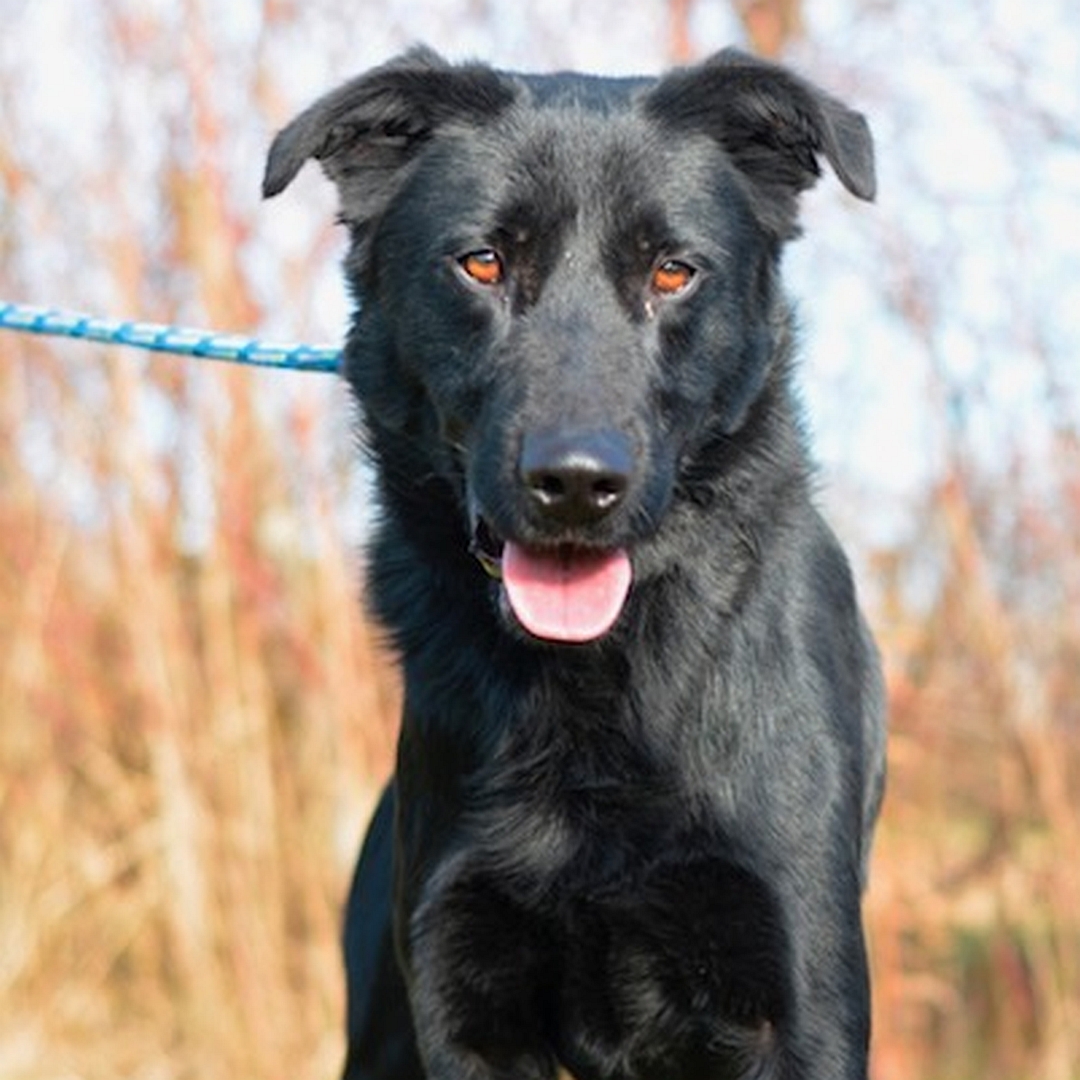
[1,356,403,1076]
[5,349,1078,1080]
[0,330,400,1080]
[2,5,1079,1079]
[866,462,1080,1080]
[1,10,398,1075]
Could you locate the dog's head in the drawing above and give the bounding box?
[265,47,874,645]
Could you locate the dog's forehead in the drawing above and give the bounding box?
[472,81,680,207]
[404,70,744,256]
[515,70,653,112]
[466,84,733,240]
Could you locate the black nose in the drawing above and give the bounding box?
[519,429,634,527]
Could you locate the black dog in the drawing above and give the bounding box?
[265,45,886,1080]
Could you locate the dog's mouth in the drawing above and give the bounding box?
[470,518,632,644]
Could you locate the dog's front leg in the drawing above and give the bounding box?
[404,867,559,1080]
[342,784,426,1080]
[783,880,873,1080]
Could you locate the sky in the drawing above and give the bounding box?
[3,0,1078,554]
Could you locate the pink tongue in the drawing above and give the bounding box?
[502,542,632,643]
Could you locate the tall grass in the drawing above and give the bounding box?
[7,331,1078,1080]
[2,5,1079,1079]
[867,454,1080,1080]
[0,303,401,1080]
[1,8,399,1077]
[1,316,403,1080]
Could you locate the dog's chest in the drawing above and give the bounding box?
[438,808,787,1075]
[427,680,789,1066]
[478,728,687,884]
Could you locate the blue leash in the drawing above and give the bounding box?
[0,301,342,373]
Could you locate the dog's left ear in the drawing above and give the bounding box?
[644,48,875,238]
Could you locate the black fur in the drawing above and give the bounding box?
[265,46,886,1080]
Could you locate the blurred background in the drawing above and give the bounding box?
[1,1,1078,1078]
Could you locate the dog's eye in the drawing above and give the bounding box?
[458,249,505,287]
[651,259,696,296]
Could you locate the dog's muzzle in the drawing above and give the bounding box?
[469,427,637,644]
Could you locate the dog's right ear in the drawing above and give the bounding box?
[262,47,515,226]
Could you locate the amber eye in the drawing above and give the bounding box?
[459,249,504,286]
[651,259,696,296]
